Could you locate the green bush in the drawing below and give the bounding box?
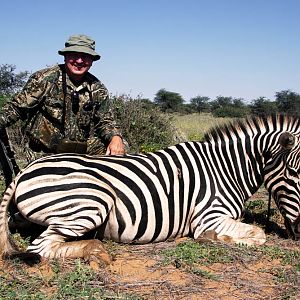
[110,95,181,153]
[212,105,250,118]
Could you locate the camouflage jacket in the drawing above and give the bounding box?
[0,64,122,154]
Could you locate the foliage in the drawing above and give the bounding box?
[212,105,250,118]
[110,95,180,153]
[210,96,233,111]
[250,97,278,115]
[190,95,210,113]
[137,98,157,110]
[154,88,184,112]
[275,90,300,115]
[175,103,197,114]
[210,96,250,118]
[0,64,29,96]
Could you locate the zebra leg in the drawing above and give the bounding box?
[194,216,266,246]
[27,225,111,264]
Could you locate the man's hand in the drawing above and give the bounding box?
[105,135,125,155]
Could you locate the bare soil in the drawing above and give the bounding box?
[101,236,299,299]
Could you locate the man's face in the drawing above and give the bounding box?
[64,52,93,79]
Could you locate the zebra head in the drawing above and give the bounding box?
[265,131,300,240]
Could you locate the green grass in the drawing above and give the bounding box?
[259,245,300,265]
[160,240,234,266]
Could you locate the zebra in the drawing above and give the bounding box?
[0,114,299,263]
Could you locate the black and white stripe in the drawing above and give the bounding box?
[1,114,299,258]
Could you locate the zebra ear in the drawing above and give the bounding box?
[279,132,295,149]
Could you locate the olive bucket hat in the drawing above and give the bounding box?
[58,34,101,61]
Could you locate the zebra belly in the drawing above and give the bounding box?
[102,203,191,244]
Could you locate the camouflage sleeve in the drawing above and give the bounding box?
[91,83,122,146]
[0,70,51,128]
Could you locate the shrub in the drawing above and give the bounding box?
[110,95,182,153]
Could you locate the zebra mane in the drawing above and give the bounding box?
[202,114,300,143]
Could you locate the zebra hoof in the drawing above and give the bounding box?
[83,240,112,266]
[220,226,266,246]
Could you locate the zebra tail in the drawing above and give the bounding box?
[0,179,40,264]
[0,179,21,258]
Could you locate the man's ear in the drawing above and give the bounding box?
[278,132,296,149]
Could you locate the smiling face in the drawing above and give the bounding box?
[64,52,94,83]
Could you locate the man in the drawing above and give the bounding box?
[0,34,125,157]
[1,34,126,231]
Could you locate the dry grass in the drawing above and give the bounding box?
[171,113,232,141]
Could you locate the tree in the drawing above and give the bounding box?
[190,96,210,113]
[275,90,300,115]
[154,89,184,112]
[0,64,29,96]
[210,96,250,118]
[232,98,245,107]
[250,97,278,116]
[210,96,233,111]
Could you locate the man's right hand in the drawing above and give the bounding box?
[105,135,125,155]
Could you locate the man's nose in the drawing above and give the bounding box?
[75,57,84,63]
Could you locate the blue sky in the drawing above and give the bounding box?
[1,0,300,102]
